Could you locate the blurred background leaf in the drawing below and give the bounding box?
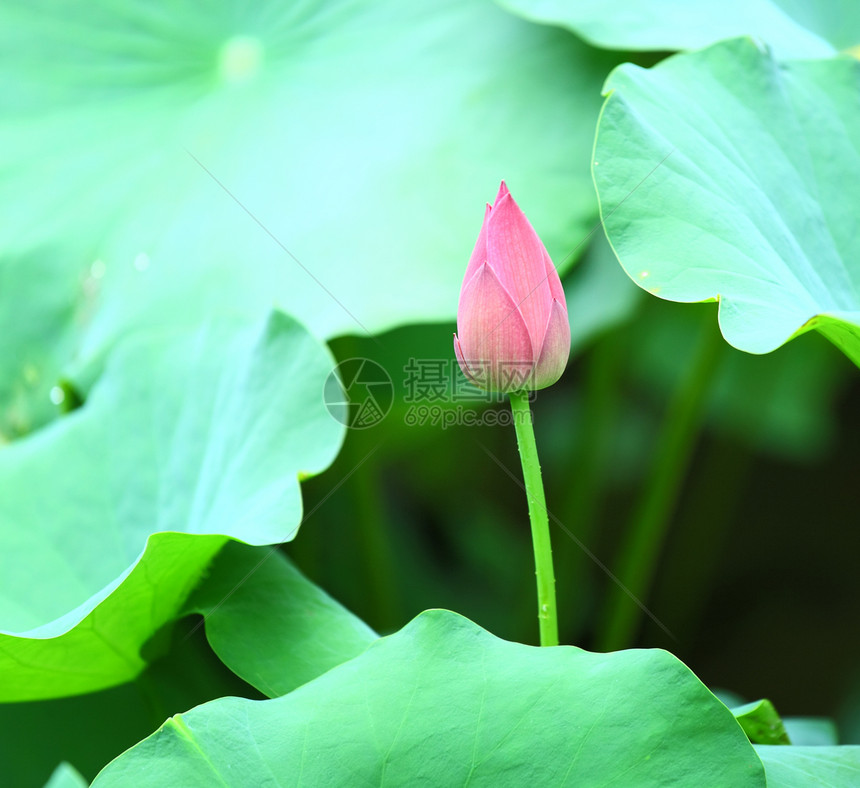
[497,0,860,57]
[784,717,840,746]
[0,0,627,441]
[0,246,94,441]
[42,763,87,788]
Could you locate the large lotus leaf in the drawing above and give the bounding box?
[755,745,860,787]
[733,699,792,745]
[92,610,765,786]
[497,0,860,58]
[0,311,343,701]
[593,37,860,366]
[0,245,95,442]
[184,541,377,698]
[0,0,619,384]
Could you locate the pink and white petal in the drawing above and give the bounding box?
[453,333,481,387]
[486,193,553,352]
[462,203,491,287]
[543,247,567,306]
[457,263,535,391]
[532,299,571,390]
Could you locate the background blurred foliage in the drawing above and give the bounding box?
[1,0,859,784]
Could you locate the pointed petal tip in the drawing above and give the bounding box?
[488,188,522,224]
[493,180,510,208]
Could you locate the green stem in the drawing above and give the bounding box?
[509,391,558,647]
[597,315,723,651]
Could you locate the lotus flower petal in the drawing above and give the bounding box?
[532,299,570,390]
[487,191,553,355]
[456,263,534,391]
[543,246,566,304]
[492,180,510,209]
[453,334,481,387]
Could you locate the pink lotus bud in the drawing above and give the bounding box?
[454,182,570,392]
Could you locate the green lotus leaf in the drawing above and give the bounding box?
[0,246,93,441]
[497,0,860,58]
[733,699,792,745]
[44,763,88,788]
[184,541,377,698]
[593,37,860,366]
[0,312,343,701]
[92,610,765,787]
[783,718,840,746]
[0,0,620,401]
[755,745,860,787]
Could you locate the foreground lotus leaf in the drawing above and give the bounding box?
[0,312,343,701]
[93,610,765,786]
